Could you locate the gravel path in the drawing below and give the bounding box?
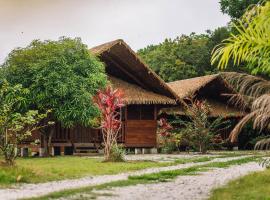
[0,156,246,200]
[93,162,263,200]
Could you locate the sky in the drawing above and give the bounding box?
[0,0,230,64]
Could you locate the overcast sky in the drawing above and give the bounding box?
[0,0,230,64]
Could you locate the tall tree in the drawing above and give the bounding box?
[2,37,107,156]
[138,29,232,82]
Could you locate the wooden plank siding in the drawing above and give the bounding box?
[52,123,102,144]
[20,104,159,151]
[124,120,157,147]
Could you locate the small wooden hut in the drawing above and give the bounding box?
[164,74,246,139]
[20,39,178,155]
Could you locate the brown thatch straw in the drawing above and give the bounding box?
[90,39,180,102]
[109,76,176,105]
[160,99,245,117]
[167,74,219,99]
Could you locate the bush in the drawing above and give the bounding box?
[161,140,177,154]
[108,144,125,162]
[157,118,178,154]
[173,100,228,153]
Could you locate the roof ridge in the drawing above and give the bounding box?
[90,39,180,102]
[167,74,219,84]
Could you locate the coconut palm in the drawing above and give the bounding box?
[212,1,270,76]
[220,72,270,142]
[211,1,270,144]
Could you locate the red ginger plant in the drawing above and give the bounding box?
[158,118,173,138]
[93,86,124,161]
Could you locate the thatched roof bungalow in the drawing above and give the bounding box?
[162,74,246,140]
[165,74,245,118]
[89,39,178,148]
[21,39,179,155]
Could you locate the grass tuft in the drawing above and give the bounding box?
[209,169,270,200]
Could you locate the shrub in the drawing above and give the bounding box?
[158,118,177,154]
[93,86,125,162]
[161,140,177,154]
[108,144,125,162]
[174,99,228,153]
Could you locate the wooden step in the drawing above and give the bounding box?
[73,152,102,156]
[74,143,96,148]
[75,149,98,153]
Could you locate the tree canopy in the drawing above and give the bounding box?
[138,28,232,82]
[212,1,270,76]
[2,37,107,127]
[220,0,261,20]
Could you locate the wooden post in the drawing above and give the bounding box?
[154,105,157,120]
[60,146,65,156]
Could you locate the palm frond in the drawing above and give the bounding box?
[211,2,270,75]
[255,138,270,150]
[230,94,270,142]
[230,111,257,142]
[221,72,270,109]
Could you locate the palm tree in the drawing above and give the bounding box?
[211,1,270,144]
[212,1,270,75]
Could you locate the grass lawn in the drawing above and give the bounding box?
[0,155,216,187]
[25,156,259,200]
[209,168,270,200]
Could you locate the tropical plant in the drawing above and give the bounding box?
[109,144,126,162]
[0,81,48,165]
[176,100,228,153]
[212,1,270,76]
[157,118,177,153]
[93,86,125,161]
[212,1,270,159]
[1,37,107,156]
[220,0,261,20]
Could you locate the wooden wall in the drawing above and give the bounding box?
[21,104,158,149]
[124,105,157,147]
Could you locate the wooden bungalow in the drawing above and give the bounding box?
[20,39,178,156]
[163,74,246,139]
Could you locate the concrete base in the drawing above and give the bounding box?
[150,148,158,154]
[21,148,29,157]
[98,149,104,154]
[39,148,45,157]
[142,148,151,154]
[51,147,55,156]
[135,148,157,154]
[135,148,142,154]
[233,146,239,151]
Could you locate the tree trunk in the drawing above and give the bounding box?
[42,127,54,157]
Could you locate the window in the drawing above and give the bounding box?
[127,105,141,120]
[127,105,155,120]
[141,105,154,120]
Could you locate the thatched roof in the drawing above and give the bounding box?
[166,74,246,117]
[109,76,176,105]
[90,39,179,103]
[161,99,245,117]
[167,74,221,99]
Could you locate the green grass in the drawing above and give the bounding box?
[209,168,270,200]
[0,155,223,187]
[0,156,169,186]
[25,156,258,200]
